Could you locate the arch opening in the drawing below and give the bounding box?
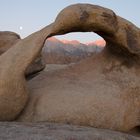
[42,32,106,65]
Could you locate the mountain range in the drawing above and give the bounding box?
[42,37,105,64]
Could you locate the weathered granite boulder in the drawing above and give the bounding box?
[0,31,20,55]
[0,31,45,78]
[0,3,140,136]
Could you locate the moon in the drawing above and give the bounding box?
[19,26,23,30]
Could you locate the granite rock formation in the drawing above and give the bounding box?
[0,31,20,55]
[0,4,140,134]
[0,31,45,78]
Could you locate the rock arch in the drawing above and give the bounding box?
[0,31,45,78]
[0,4,140,132]
[52,4,140,58]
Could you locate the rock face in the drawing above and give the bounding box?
[0,3,140,135]
[0,31,45,78]
[42,37,104,64]
[0,122,139,140]
[0,31,20,55]
[25,54,45,79]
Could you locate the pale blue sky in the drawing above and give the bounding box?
[0,0,140,43]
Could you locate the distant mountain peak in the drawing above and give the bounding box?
[86,39,106,47]
[43,37,105,64]
[46,37,105,47]
[61,39,80,45]
[47,37,60,43]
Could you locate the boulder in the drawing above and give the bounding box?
[0,3,140,135]
[19,4,140,133]
[0,31,45,78]
[0,31,20,55]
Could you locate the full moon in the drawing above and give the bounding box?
[19,26,23,30]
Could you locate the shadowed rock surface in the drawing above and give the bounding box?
[0,3,140,136]
[0,122,139,140]
[0,31,45,78]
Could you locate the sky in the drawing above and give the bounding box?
[0,0,140,43]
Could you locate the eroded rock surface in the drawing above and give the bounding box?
[0,31,45,78]
[0,31,20,55]
[0,3,140,134]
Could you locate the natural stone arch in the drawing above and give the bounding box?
[0,3,140,132]
[52,4,140,58]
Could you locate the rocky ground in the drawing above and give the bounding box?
[0,122,139,140]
